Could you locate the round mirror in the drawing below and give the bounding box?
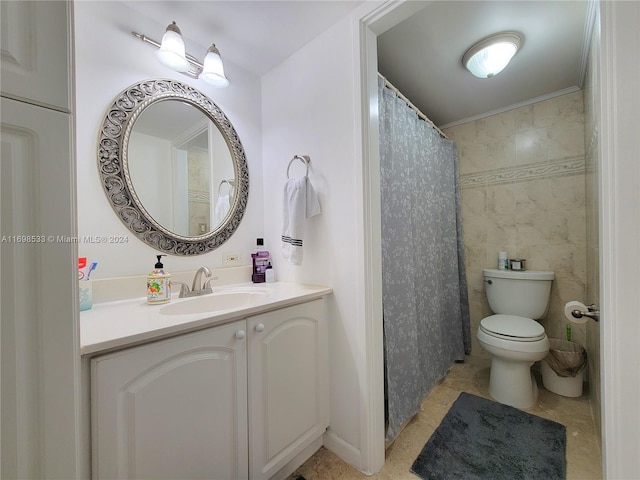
[98,79,249,255]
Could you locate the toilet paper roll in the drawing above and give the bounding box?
[564,301,589,324]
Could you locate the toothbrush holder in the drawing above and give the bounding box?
[79,279,93,311]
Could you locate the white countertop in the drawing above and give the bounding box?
[81,282,332,355]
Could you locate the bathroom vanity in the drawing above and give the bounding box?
[82,282,331,480]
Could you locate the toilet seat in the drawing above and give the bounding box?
[480,314,546,342]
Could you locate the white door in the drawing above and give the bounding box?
[91,321,249,480]
[247,299,329,480]
[598,1,640,475]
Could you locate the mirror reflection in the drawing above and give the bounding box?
[128,100,235,237]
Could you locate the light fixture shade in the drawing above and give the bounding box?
[156,21,190,72]
[200,44,229,87]
[463,32,522,78]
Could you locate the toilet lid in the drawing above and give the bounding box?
[480,314,546,341]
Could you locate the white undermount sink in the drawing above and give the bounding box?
[159,290,269,316]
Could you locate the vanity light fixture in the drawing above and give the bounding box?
[156,21,190,72]
[200,44,229,87]
[462,32,522,79]
[132,21,229,87]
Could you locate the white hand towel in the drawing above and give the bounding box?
[282,177,321,265]
[214,194,230,225]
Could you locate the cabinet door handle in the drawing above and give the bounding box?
[255,323,265,332]
[235,330,246,340]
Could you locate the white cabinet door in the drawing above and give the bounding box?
[1,96,79,479]
[248,299,329,480]
[91,321,249,480]
[0,0,71,111]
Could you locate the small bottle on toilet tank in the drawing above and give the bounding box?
[498,251,508,270]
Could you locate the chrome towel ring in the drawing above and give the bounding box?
[287,155,310,179]
[218,179,234,196]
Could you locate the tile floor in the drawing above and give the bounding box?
[289,355,602,479]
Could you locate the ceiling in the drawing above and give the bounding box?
[123,1,591,129]
[377,1,591,127]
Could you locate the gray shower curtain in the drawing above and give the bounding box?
[379,77,471,442]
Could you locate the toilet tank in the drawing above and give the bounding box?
[483,268,554,319]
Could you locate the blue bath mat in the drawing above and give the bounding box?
[411,392,566,480]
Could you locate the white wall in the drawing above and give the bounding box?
[261,11,378,469]
[74,1,263,279]
[128,132,173,227]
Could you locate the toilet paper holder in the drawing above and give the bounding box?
[571,304,600,322]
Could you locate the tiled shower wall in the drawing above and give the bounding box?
[443,91,587,356]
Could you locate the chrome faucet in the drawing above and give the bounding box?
[192,266,213,293]
[174,267,216,298]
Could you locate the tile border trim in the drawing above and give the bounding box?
[460,155,585,189]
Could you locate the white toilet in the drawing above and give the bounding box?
[477,268,554,409]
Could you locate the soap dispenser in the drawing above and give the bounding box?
[147,255,171,304]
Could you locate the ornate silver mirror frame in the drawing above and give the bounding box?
[98,79,249,255]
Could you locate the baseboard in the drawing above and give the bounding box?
[322,429,363,471]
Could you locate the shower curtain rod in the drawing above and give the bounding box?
[378,73,448,139]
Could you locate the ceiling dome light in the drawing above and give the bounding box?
[200,44,229,87]
[463,32,522,79]
[156,21,190,72]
